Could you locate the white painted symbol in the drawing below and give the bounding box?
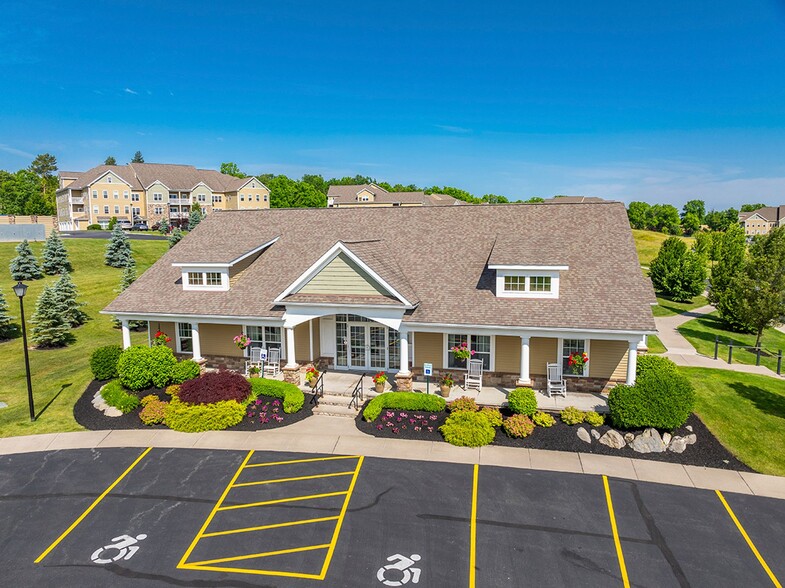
[90,534,147,564]
[377,553,422,586]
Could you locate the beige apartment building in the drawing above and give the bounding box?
[738,205,785,236]
[326,183,460,208]
[56,163,270,230]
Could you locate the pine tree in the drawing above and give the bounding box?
[53,271,88,327]
[31,284,72,348]
[131,151,144,163]
[188,201,203,230]
[104,156,117,165]
[168,227,184,249]
[0,288,14,340]
[9,239,43,281]
[104,224,132,267]
[114,257,143,329]
[41,230,72,275]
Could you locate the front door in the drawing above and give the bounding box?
[369,326,387,369]
[336,315,400,372]
[349,325,367,368]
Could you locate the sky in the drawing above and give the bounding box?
[1,0,785,208]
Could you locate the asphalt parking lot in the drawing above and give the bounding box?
[0,447,782,587]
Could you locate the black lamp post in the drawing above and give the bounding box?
[13,281,35,422]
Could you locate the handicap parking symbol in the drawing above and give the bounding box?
[90,533,147,564]
[377,553,422,586]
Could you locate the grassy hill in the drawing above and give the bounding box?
[632,229,694,267]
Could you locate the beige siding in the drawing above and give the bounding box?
[299,253,387,296]
[414,332,443,369]
[150,320,176,352]
[495,335,520,373]
[589,339,629,379]
[530,337,558,376]
[201,323,244,357]
[294,322,310,362]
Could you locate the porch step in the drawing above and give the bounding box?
[312,403,360,418]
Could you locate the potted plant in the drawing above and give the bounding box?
[305,366,320,387]
[439,373,454,397]
[233,334,251,351]
[249,365,261,378]
[567,352,589,375]
[372,372,387,393]
[152,330,171,346]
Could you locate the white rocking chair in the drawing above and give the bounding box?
[464,359,484,390]
[245,347,263,377]
[263,347,281,378]
[546,362,567,398]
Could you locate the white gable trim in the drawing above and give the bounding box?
[190,181,214,192]
[88,170,133,188]
[488,264,569,271]
[171,237,279,269]
[144,180,172,191]
[234,177,269,192]
[274,241,414,307]
[229,237,279,265]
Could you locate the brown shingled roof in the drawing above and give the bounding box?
[327,184,459,206]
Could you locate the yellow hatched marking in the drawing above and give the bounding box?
[180,563,323,580]
[35,447,152,564]
[716,490,782,588]
[232,470,355,488]
[217,490,348,511]
[188,543,330,566]
[201,515,340,538]
[603,476,630,588]
[243,455,360,468]
[469,464,478,588]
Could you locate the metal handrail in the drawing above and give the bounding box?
[309,369,326,406]
[348,373,366,410]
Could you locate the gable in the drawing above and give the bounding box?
[356,188,375,202]
[298,252,388,296]
[90,171,131,188]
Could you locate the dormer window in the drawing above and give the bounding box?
[183,270,228,290]
[490,265,565,299]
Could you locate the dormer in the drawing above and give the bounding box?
[356,188,375,203]
[488,264,566,299]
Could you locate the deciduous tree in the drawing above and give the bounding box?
[220,162,245,178]
[649,237,707,302]
[740,203,767,213]
[681,199,706,223]
[627,201,651,229]
[709,224,746,304]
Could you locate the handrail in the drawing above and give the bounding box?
[348,373,366,410]
[309,369,326,406]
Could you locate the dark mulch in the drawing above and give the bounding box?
[74,380,313,432]
[355,404,753,472]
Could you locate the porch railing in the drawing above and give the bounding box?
[348,373,366,410]
[309,369,326,406]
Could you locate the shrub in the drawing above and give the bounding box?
[363,392,447,422]
[439,411,495,447]
[248,378,305,413]
[86,224,102,230]
[149,345,178,388]
[532,411,556,427]
[560,406,585,425]
[503,414,535,438]
[179,371,251,405]
[117,345,177,391]
[584,411,605,427]
[90,344,122,380]
[100,380,140,413]
[139,399,168,425]
[636,355,679,381]
[608,365,695,430]
[171,360,201,384]
[140,394,158,407]
[164,397,245,432]
[507,387,537,416]
[166,385,180,397]
[479,406,503,427]
[448,396,479,413]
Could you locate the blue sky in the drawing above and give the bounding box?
[1,0,785,208]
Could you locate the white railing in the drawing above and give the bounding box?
[71,196,84,204]
[168,197,191,205]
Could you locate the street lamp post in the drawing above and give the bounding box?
[13,281,34,421]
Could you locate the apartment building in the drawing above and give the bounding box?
[56,163,270,230]
[326,184,460,208]
[738,205,785,236]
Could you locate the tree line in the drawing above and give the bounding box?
[628,199,768,236]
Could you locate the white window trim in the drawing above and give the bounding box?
[176,322,193,354]
[242,325,286,360]
[182,269,230,291]
[442,333,495,372]
[558,338,591,377]
[495,269,560,299]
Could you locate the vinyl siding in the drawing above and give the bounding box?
[414,332,443,369]
[589,339,628,379]
[294,321,310,362]
[201,323,244,357]
[495,335,520,373]
[150,320,176,352]
[530,337,558,376]
[299,253,387,296]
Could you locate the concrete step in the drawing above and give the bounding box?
[303,388,383,399]
[312,404,360,418]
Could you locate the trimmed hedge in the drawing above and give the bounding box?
[363,392,446,422]
[248,378,305,413]
[507,387,537,416]
[164,397,245,432]
[179,371,251,405]
[636,355,679,380]
[439,411,495,447]
[90,345,123,380]
[171,360,201,384]
[100,380,140,413]
[116,345,177,391]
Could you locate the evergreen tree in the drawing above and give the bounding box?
[168,227,184,249]
[158,218,169,234]
[649,237,707,302]
[188,201,203,230]
[104,224,132,268]
[0,288,14,340]
[131,151,144,163]
[709,224,746,304]
[104,156,117,165]
[30,284,71,348]
[41,230,71,275]
[53,271,88,327]
[114,257,143,328]
[9,239,43,281]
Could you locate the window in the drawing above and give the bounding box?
[152,193,162,201]
[205,272,221,286]
[530,276,552,292]
[503,276,525,292]
[188,272,202,286]
[169,193,178,201]
[114,205,119,214]
[251,182,256,188]
[132,193,140,202]
[107,176,112,183]
[197,194,206,202]
[113,190,119,198]
[264,194,268,202]
[124,206,130,214]
[447,334,491,370]
[177,323,193,353]
[186,271,224,288]
[240,194,245,201]
[103,190,108,199]
[93,206,99,214]
[154,206,163,215]
[212,195,222,203]
[255,195,260,202]
[132,207,140,217]
[123,191,129,199]
[561,339,588,377]
[245,326,283,358]
[92,190,97,198]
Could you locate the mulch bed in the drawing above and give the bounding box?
[74,379,313,432]
[355,405,753,472]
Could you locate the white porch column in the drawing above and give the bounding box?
[517,336,531,386]
[626,340,638,385]
[191,322,202,361]
[121,320,131,349]
[398,327,410,375]
[309,320,314,362]
[285,327,297,368]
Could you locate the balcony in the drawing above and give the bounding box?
[71,196,84,205]
[169,211,190,219]
[168,198,191,205]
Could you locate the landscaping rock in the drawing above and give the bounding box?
[685,433,697,445]
[577,427,592,444]
[599,429,626,449]
[662,432,672,446]
[686,425,693,432]
[591,429,600,440]
[630,428,666,453]
[624,432,635,443]
[668,436,689,454]
[0,401,7,409]
[103,406,123,418]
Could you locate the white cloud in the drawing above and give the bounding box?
[434,124,472,134]
[124,88,138,95]
[0,143,35,159]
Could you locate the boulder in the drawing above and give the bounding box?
[662,432,672,446]
[685,433,697,445]
[591,429,601,440]
[686,425,693,432]
[103,407,123,418]
[630,428,666,453]
[577,427,592,444]
[624,432,635,443]
[599,429,626,449]
[668,436,689,453]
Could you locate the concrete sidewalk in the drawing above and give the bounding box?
[2,415,783,501]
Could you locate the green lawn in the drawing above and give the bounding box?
[646,334,666,354]
[632,229,694,267]
[678,312,785,373]
[0,238,168,438]
[680,367,785,476]
[651,294,709,317]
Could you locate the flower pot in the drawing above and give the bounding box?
[439,385,451,397]
[375,382,385,393]
[250,372,260,378]
[306,377,318,388]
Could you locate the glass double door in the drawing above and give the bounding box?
[349,325,388,370]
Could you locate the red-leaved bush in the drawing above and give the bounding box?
[178,371,251,405]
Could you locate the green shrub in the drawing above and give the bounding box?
[439,411,495,447]
[363,392,446,422]
[479,406,503,427]
[448,395,479,413]
[584,411,605,427]
[86,224,101,230]
[532,411,556,427]
[608,366,695,430]
[636,355,679,380]
[248,378,305,413]
[507,387,537,416]
[100,380,140,413]
[171,360,201,384]
[165,384,180,397]
[139,399,168,425]
[90,345,123,380]
[140,394,158,407]
[149,345,178,388]
[117,345,177,391]
[503,414,535,438]
[560,406,585,425]
[164,397,245,432]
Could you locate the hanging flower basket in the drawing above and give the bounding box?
[450,343,475,361]
[152,330,171,346]
[567,352,589,375]
[233,334,251,351]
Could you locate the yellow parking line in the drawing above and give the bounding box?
[188,543,330,567]
[232,470,355,488]
[34,447,152,564]
[603,476,630,588]
[469,464,479,588]
[180,562,323,580]
[217,490,348,511]
[243,455,360,469]
[201,515,340,538]
[716,490,782,588]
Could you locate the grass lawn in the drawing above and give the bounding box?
[651,294,709,317]
[632,229,694,267]
[0,238,168,438]
[678,312,785,373]
[646,334,666,354]
[680,367,785,476]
